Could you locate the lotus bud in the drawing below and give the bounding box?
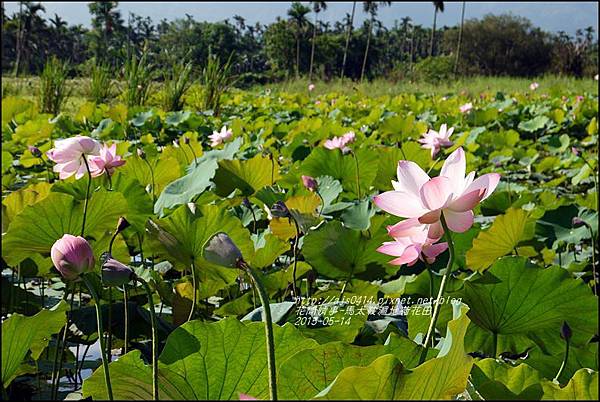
[28,145,42,158]
[51,234,95,281]
[102,257,135,287]
[301,175,318,192]
[116,216,130,234]
[572,217,585,228]
[560,321,572,341]
[137,148,146,159]
[203,232,243,268]
[270,201,290,218]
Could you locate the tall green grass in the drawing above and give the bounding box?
[89,62,113,104]
[38,56,70,115]
[123,50,154,107]
[162,60,194,112]
[200,53,238,116]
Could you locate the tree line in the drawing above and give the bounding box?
[2,1,598,83]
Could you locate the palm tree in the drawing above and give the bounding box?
[454,1,466,74]
[13,1,46,76]
[309,1,327,80]
[340,1,356,81]
[429,1,444,57]
[400,16,412,61]
[287,2,311,78]
[360,1,391,82]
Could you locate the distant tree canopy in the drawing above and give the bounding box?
[1,2,598,82]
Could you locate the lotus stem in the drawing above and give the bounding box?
[51,284,71,399]
[241,261,277,401]
[553,336,570,383]
[123,286,129,354]
[142,158,156,203]
[316,190,325,217]
[139,278,159,401]
[187,261,197,322]
[419,213,455,364]
[187,143,199,167]
[81,156,93,237]
[350,149,361,199]
[292,218,301,301]
[82,274,113,401]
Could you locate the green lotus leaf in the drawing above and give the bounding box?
[2,191,128,265]
[454,256,598,356]
[83,317,317,400]
[466,208,535,271]
[314,303,473,400]
[2,300,69,388]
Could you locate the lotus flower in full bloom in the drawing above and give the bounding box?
[46,136,101,179]
[51,234,95,281]
[529,82,539,91]
[418,124,454,158]
[324,131,356,152]
[459,103,473,114]
[89,143,126,177]
[373,147,500,234]
[377,218,448,266]
[308,83,315,91]
[209,126,233,147]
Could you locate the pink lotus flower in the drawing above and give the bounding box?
[89,143,126,177]
[308,84,315,91]
[418,124,454,158]
[51,234,95,281]
[209,126,233,147]
[324,131,356,152]
[459,103,473,114]
[373,147,500,233]
[301,175,318,192]
[315,100,321,105]
[46,136,101,180]
[529,82,539,91]
[377,218,448,266]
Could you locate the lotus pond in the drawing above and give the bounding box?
[1,85,598,400]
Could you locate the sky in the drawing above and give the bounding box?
[3,1,598,37]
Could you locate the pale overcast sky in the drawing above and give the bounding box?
[3,2,598,37]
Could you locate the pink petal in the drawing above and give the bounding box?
[427,221,444,241]
[448,189,484,212]
[373,191,428,218]
[443,210,474,233]
[422,242,448,259]
[418,209,441,224]
[386,218,425,239]
[395,161,430,197]
[419,176,453,210]
[440,147,466,192]
[377,240,412,256]
[463,173,501,201]
[388,245,421,266]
